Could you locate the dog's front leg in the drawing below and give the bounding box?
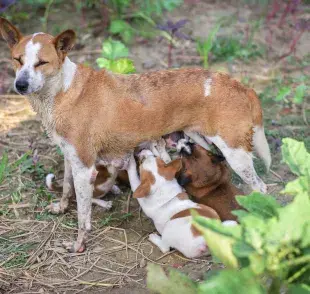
[47,157,75,214]
[63,157,95,253]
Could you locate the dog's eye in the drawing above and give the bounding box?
[35,60,49,67]
[14,57,23,66]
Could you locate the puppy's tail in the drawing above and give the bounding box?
[253,126,271,172]
[46,173,62,192]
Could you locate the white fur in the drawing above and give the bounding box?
[62,57,77,92]
[253,126,271,171]
[206,135,267,193]
[91,198,112,210]
[204,78,212,96]
[150,138,171,163]
[126,152,208,258]
[184,131,212,151]
[15,39,43,94]
[46,173,55,190]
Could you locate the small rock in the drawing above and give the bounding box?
[139,258,146,268]
[143,60,156,70]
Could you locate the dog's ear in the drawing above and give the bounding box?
[133,169,154,198]
[211,154,226,164]
[53,30,76,55]
[0,18,22,49]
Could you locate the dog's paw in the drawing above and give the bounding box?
[46,202,63,214]
[62,241,86,253]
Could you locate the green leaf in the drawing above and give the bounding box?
[288,284,310,294]
[109,20,134,43]
[275,86,291,101]
[236,192,280,219]
[0,151,9,184]
[147,263,197,294]
[293,84,307,104]
[9,151,31,172]
[96,57,111,69]
[281,138,310,177]
[233,240,255,258]
[193,216,240,269]
[101,39,129,60]
[231,209,250,221]
[282,177,309,196]
[197,268,265,294]
[162,0,183,11]
[109,58,136,74]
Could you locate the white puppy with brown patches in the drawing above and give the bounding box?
[126,150,234,258]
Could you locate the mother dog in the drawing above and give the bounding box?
[0,18,271,252]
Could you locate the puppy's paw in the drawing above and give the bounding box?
[62,241,86,253]
[111,185,122,195]
[46,202,64,214]
[92,199,113,210]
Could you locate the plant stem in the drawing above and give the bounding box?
[168,36,173,68]
[279,30,305,60]
[269,278,281,294]
[42,0,54,32]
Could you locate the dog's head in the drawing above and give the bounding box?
[177,144,227,188]
[0,18,76,95]
[133,150,182,198]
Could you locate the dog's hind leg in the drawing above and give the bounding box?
[205,135,267,193]
[47,157,75,214]
[149,233,170,253]
[184,131,212,151]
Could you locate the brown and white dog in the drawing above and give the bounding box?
[0,18,270,252]
[126,150,237,258]
[177,144,243,221]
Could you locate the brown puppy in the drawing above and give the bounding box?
[178,144,243,221]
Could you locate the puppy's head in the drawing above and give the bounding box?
[177,144,226,188]
[133,150,182,198]
[0,18,75,95]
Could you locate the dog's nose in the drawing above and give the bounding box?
[15,79,29,93]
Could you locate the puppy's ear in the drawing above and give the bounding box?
[211,154,226,164]
[158,158,182,181]
[0,18,22,49]
[53,30,76,55]
[133,169,154,198]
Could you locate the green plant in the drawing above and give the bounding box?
[96,38,136,74]
[147,138,310,294]
[196,22,221,68]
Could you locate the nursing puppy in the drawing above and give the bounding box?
[0,18,270,252]
[126,150,235,258]
[178,144,243,221]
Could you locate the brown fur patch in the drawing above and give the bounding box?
[133,169,155,198]
[179,145,243,221]
[156,158,182,181]
[170,205,220,237]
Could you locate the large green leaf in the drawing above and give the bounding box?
[110,58,136,74]
[236,192,280,219]
[147,263,197,294]
[109,20,134,43]
[193,216,240,269]
[266,192,310,254]
[197,269,265,294]
[101,39,129,60]
[288,284,310,294]
[281,138,310,177]
[282,177,309,196]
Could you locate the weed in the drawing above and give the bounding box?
[157,19,191,67]
[100,212,133,226]
[96,38,136,73]
[196,22,221,68]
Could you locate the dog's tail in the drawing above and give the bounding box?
[46,173,62,192]
[248,89,271,171]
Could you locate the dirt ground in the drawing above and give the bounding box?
[0,1,309,293]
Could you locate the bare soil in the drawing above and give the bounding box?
[0,1,309,293]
